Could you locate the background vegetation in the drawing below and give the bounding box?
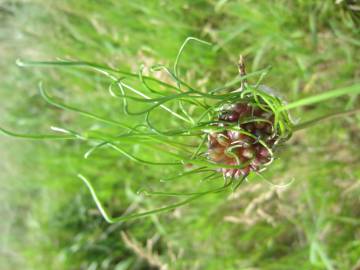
[1,0,359,269]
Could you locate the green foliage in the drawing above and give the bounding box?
[1,0,359,270]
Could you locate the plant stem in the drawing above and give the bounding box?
[280,84,360,111]
[293,107,360,131]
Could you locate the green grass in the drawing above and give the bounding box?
[1,0,359,270]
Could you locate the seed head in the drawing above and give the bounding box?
[208,102,279,179]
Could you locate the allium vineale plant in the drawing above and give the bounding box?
[1,38,359,223]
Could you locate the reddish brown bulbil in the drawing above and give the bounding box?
[208,103,278,178]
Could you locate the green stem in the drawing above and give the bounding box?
[78,174,231,223]
[293,107,360,131]
[280,84,360,111]
[0,126,76,140]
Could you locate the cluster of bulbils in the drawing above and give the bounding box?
[208,102,279,179]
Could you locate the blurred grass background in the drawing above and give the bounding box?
[0,0,359,269]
